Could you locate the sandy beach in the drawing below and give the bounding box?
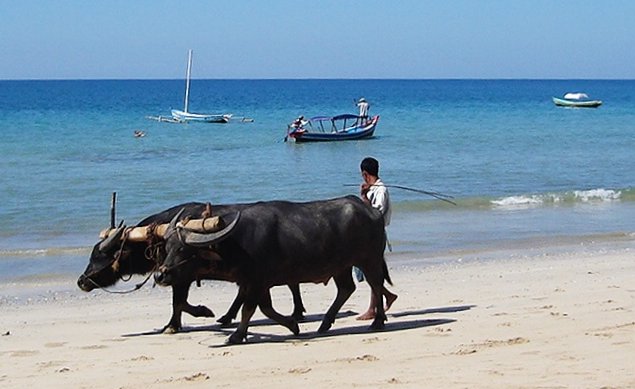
[1,243,634,388]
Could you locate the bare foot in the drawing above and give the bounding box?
[385,293,398,312]
[356,310,376,320]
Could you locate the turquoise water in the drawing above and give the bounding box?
[0,79,633,282]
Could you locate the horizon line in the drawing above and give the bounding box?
[2,77,634,82]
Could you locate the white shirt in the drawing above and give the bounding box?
[366,178,391,226]
[357,101,369,117]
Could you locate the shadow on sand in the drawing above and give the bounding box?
[122,304,475,346]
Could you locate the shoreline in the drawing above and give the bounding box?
[1,226,633,287]
[1,241,634,388]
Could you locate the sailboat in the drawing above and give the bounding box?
[170,49,232,123]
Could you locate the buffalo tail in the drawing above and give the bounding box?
[383,257,393,286]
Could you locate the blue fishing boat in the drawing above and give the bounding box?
[286,114,379,143]
[553,92,602,108]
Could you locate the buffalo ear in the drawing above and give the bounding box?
[183,212,240,247]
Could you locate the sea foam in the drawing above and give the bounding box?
[492,188,621,208]
[573,188,621,202]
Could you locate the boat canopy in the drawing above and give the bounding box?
[310,114,361,122]
[563,92,589,100]
[309,116,333,122]
[332,113,361,121]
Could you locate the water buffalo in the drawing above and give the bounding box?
[154,195,392,344]
[77,202,305,333]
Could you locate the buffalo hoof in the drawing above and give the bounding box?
[317,321,332,334]
[217,315,234,327]
[226,332,246,344]
[290,321,300,336]
[162,325,180,334]
[195,305,215,318]
[370,319,385,331]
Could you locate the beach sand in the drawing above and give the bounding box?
[1,246,634,388]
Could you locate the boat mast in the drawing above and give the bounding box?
[183,49,193,113]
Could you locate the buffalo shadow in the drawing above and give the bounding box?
[122,304,475,346]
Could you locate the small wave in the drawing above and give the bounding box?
[572,188,621,202]
[394,187,632,212]
[0,246,89,258]
[492,188,624,209]
[491,195,545,207]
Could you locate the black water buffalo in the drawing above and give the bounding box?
[77,202,305,332]
[155,195,392,344]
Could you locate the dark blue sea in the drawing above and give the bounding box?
[1,79,633,284]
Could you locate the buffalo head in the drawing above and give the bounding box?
[154,209,240,286]
[77,223,129,291]
[77,222,168,292]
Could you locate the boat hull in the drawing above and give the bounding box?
[552,97,602,108]
[290,116,378,143]
[171,110,232,123]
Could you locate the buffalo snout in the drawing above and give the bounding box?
[77,275,96,292]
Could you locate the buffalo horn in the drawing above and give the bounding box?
[182,212,240,247]
[98,224,126,252]
[170,208,186,229]
[164,208,187,240]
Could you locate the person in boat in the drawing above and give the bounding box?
[356,97,370,124]
[290,116,307,133]
[134,130,145,138]
[356,157,398,320]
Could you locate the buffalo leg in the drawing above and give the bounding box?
[362,267,387,330]
[258,289,300,335]
[163,283,215,334]
[218,288,245,327]
[163,283,189,333]
[220,283,305,326]
[288,283,306,321]
[228,293,258,344]
[317,270,356,333]
[181,286,215,319]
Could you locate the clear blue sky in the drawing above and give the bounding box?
[1,0,633,80]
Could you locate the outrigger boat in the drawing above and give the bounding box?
[169,49,232,123]
[553,92,602,108]
[171,110,232,123]
[286,114,379,143]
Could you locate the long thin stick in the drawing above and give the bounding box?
[344,184,457,205]
[110,192,117,229]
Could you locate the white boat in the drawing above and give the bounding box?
[170,109,232,123]
[171,50,232,123]
[552,92,602,108]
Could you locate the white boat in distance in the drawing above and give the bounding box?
[171,49,232,123]
[552,92,602,108]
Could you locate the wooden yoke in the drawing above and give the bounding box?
[98,216,224,241]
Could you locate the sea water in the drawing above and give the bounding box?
[0,79,633,283]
